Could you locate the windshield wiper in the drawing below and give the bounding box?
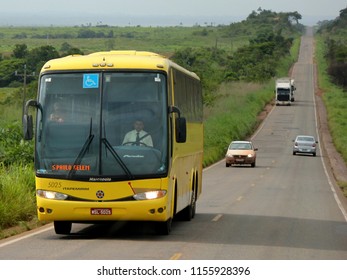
[102,138,134,179]
[67,119,94,178]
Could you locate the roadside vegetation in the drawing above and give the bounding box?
[5,7,342,238]
[315,7,347,195]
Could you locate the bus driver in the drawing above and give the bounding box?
[122,120,153,147]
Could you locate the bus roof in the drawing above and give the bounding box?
[41,50,199,79]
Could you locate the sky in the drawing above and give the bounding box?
[0,0,346,26]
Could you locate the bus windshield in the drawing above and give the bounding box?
[35,72,168,180]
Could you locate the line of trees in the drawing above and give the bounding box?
[171,8,302,106]
[0,43,83,88]
[317,7,347,89]
[172,31,297,106]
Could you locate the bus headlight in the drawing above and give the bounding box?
[37,190,68,200]
[133,190,167,200]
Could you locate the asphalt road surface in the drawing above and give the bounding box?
[1,28,347,260]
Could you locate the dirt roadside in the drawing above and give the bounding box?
[314,65,347,191]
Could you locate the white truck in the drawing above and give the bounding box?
[275,77,295,105]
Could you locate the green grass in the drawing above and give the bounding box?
[339,181,347,197]
[203,82,273,166]
[315,36,347,164]
[0,87,18,102]
[315,35,347,195]
[0,163,36,230]
[0,26,247,56]
[0,88,23,126]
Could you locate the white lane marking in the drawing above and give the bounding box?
[212,214,223,222]
[0,224,53,248]
[170,253,182,260]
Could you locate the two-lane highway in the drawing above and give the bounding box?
[197,28,347,259]
[1,28,347,260]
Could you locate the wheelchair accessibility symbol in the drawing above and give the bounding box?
[83,74,99,88]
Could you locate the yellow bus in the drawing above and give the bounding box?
[23,51,203,235]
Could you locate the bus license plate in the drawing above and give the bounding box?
[91,208,112,215]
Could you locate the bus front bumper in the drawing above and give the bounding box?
[36,197,170,222]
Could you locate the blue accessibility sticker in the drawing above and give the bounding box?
[83,74,99,88]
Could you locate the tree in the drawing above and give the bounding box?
[60,42,84,56]
[0,59,25,87]
[60,42,73,53]
[288,11,302,25]
[12,44,28,59]
[26,45,60,74]
[339,7,347,20]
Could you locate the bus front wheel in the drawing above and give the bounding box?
[54,221,72,235]
[155,218,172,235]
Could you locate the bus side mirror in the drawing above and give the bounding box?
[169,105,187,143]
[23,99,38,140]
[176,117,186,143]
[23,114,33,140]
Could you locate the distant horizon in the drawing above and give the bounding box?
[0,13,339,27]
[1,0,345,28]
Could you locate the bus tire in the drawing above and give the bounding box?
[155,218,172,235]
[181,188,196,221]
[54,221,72,235]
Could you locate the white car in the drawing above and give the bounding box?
[293,135,318,156]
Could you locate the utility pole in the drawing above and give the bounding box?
[15,64,35,120]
